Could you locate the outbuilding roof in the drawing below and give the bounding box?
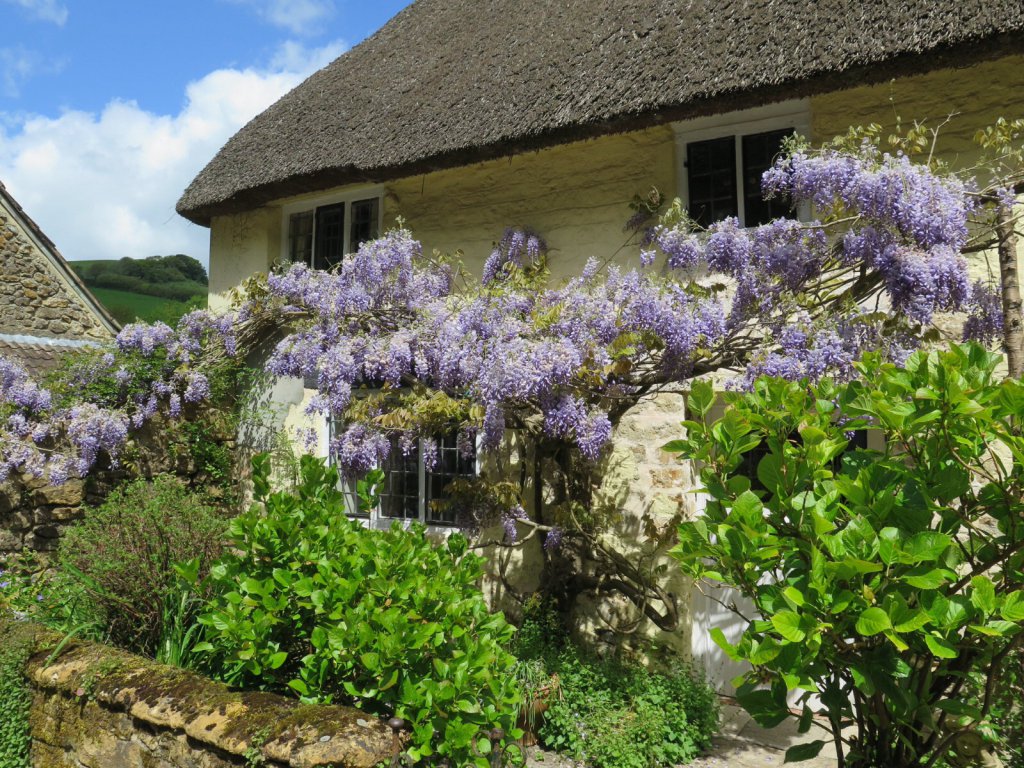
[177,0,1024,225]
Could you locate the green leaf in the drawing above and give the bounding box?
[784,741,827,763]
[736,688,790,728]
[1002,591,1024,621]
[782,586,806,608]
[970,575,997,615]
[903,568,954,589]
[855,607,891,636]
[771,611,807,643]
[924,634,959,659]
[903,531,952,564]
[689,379,716,417]
[267,651,288,669]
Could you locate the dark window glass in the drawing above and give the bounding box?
[288,211,314,264]
[380,441,420,520]
[425,432,476,525]
[687,137,737,227]
[351,198,380,250]
[742,128,793,226]
[314,203,345,270]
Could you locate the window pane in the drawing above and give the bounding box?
[742,128,793,227]
[314,203,345,270]
[687,137,737,228]
[425,432,476,525]
[288,211,314,264]
[350,198,380,250]
[380,440,420,520]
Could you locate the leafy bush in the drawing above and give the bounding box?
[194,455,522,766]
[0,619,33,768]
[0,550,104,639]
[57,475,229,657]
[513,603,717,768]
[669,344,1024,767]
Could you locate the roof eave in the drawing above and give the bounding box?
[176,33,1024,227]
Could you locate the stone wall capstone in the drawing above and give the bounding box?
[3,622,394,768]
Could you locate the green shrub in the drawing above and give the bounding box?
[57,475,229,658]
[669,344,1024,767]
[0,550,105,640]
[0,619,33,768]
[194,455,522,766]
[514,604,718,768]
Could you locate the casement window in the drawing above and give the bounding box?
[674,100,811,228]
[283,191,382,270]
[376,433,477,526]
[323,420,477,528]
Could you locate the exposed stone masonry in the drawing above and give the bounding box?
[4,622,393,768]
[0,205,110,341]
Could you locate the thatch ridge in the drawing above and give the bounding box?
[177,0,1024,225]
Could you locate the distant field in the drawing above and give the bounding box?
[88,287,206,325]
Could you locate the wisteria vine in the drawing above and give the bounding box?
[0,142,1008,494]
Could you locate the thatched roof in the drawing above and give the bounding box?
[177,0,1024,226]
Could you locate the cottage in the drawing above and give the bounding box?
[0,182,118,377]
[177,0,1024,689]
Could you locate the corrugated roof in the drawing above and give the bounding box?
[177,0,1024,226]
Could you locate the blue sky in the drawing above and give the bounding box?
[0,0,411,267]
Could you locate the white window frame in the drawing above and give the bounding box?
[317,416,480,532]
[673,99,811,227]
[279,185,385,266]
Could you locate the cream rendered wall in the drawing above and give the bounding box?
[388,126,676,279]
[208,208,282,311]
[809,54,1024,156]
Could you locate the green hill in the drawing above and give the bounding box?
[69,255,208,326]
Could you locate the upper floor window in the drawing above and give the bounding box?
[285,193,382,270]
[674,100,810,228]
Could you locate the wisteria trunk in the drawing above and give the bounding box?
[998,206,1024,379]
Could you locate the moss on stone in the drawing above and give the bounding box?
[11,621,392,767]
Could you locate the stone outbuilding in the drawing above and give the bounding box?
[0,181,119,376]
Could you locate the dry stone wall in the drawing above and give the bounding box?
[5,622,393,768]
[0,412,239,559]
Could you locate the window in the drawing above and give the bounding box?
[674,100,810,228]
[686,128,792,228]
[324,417,477,528]
[285,193,382,269]
[379,433,477,526]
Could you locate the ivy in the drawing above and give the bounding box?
[0,619,35,768]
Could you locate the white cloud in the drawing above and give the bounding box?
[3,0,68,26]
[0,39,346,268]
[227,0,335,36]
[0,47,36,97]
[0,46,65,97]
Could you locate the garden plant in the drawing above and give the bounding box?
[1,120,1023,764]
[669,344,1024,767]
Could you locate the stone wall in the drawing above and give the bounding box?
[0,203,111,342]
[3,622,392,768]
[0,410,239,559]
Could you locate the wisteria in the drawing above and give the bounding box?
[0,140,1007,495]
